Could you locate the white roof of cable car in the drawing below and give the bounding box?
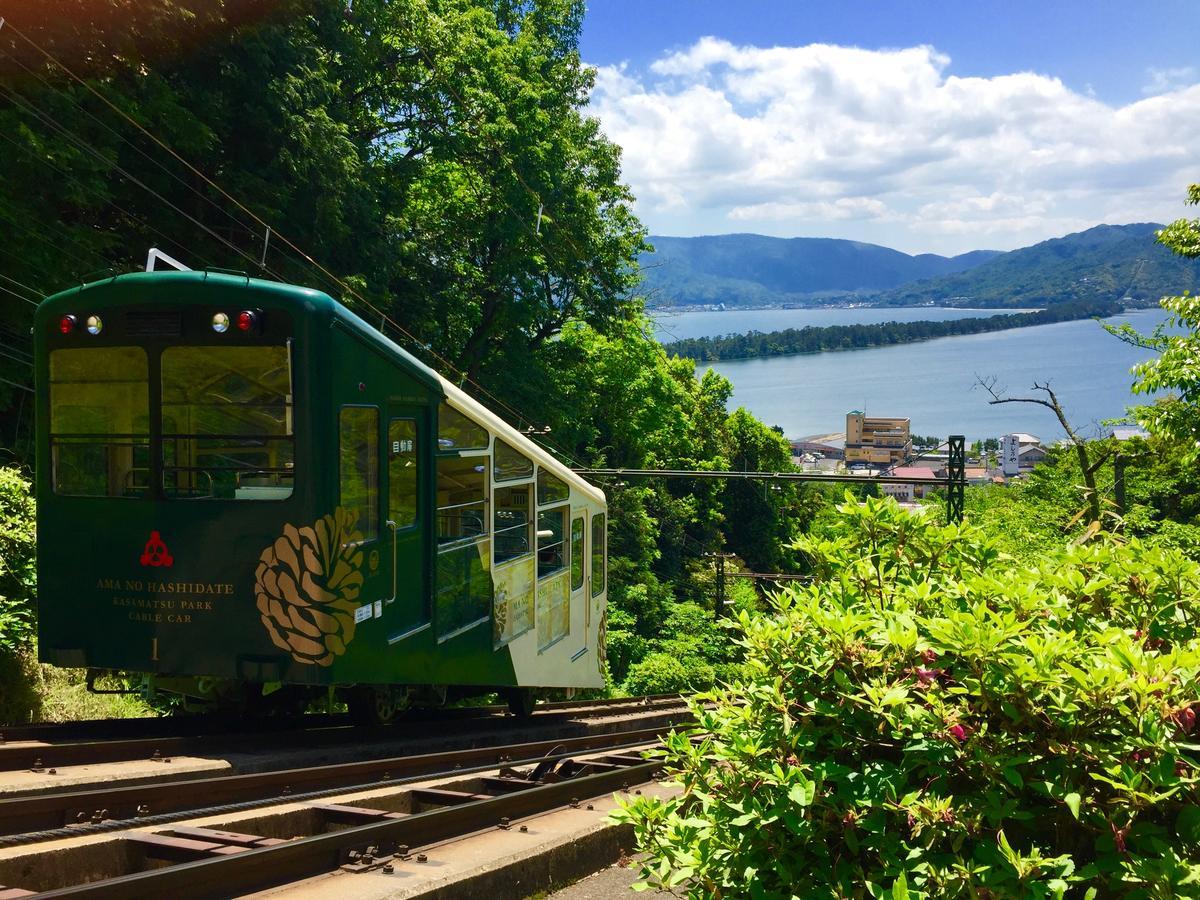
[329,292,604,507]
[438,376,605,506]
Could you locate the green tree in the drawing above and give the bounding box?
[1107,184,1200,462]
[0,0,646,449]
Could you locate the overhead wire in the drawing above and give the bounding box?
[0,197,112,271]
[2,17,607,467]
[0,84,291,283]
[0,281,39,308]
[0,374,33,393]
[0,127,218,272]
[0,270,44,298]
[0,43,268,255]
[5,20,537,422]
[0,345,34,366]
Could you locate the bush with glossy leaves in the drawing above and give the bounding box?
[616,495,1200,897]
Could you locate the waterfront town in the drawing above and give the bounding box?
[789,412,1148,504]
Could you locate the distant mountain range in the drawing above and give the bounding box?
[640,224,1200,309]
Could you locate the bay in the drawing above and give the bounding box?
[666,308,1170,442]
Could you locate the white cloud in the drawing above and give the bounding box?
[590,39,1200,254]
[1143,66,1198,95]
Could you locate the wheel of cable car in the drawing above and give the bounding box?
[348,685,411,725]
[505,686,537,718]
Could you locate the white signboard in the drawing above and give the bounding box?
[1001,434,1020,476]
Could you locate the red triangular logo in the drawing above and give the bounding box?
[140,531,174,568]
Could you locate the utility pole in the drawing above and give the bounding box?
[704,552,736,618]
[1114,453,1127,515]
[947,435,966,525]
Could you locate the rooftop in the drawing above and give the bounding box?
[890,466,938,480]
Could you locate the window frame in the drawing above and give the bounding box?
[437,401,489,452]
[591,512,606,598]
[387,417,420,532]
[436,451,490,549]
[435,439,493,641]
[493,482,534,566]
[570,515,585,592]
[338,404,381,544]
[536,467,570,506]
[46,338,301,503]
[493,438,534,483]
[537,505,569,581]
[160,343,296,502]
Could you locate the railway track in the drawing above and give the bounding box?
[0,700,689,898]
[0,694,684,773]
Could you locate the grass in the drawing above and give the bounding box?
[0,648,157,724]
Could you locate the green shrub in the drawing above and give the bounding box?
[0,647,42,724]
[616,495,1200,897]
[0,466,36,653]
[604,605,647,686]
[623,652,714,696]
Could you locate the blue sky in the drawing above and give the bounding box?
[579,1,1200,254]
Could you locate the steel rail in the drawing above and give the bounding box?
[34,760,661,899]
[0,721,687,840]
[0,693,680,745]
[0,695,686,772]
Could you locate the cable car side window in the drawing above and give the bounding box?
[339,406,379,542]
[437,453,492,637]
[50,347,150,497]
[438,402,488,451]
[388,418,418,529]
[161,345,294,500]
[537,469,569,505]
[537,507,567,579]
[570,516,584,591]
[493,438,533,482]
[494,485,532,563]
[591,512,606,597]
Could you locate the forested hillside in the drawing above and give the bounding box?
[639,233,998,307]
[638,223,1200,311]
[874,222,1200,308]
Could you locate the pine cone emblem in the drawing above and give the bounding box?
[256,508,365,666]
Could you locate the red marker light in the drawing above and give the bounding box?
[237,310,256,332]
[58,315,77,334]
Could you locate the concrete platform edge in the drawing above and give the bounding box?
[408,820,636,900]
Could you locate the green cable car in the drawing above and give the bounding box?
[33,270,608,720]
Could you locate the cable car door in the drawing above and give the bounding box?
[384,406,430,641]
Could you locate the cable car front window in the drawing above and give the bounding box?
[160,345,294,500]
[49,347,150,497]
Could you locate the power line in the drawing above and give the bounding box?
[0,270,44,298]
[1,17,598,467]
[0,194,111,271]
[0,374,33,394]
[0,281,39,308]
[0,84,282,281]
[0,344,34,366]
[0,42,264,252]
[0,127,217,272]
